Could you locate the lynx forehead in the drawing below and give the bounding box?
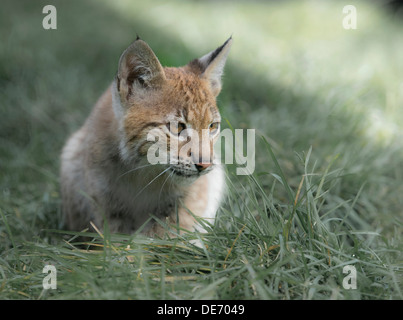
[60,36,232,239]
[163,68,220,123]
[122,68,221,154]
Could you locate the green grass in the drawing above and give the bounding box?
[0,0,402,299]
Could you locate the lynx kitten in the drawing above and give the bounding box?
[60,37,232,238]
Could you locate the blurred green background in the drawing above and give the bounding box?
[0,0,402,299]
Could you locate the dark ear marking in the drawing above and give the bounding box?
[206,36,232,66]
[187,37,232,96]
[117,38,166,103]
[116,75,121,92]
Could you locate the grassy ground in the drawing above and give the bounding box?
[0,0,402,299]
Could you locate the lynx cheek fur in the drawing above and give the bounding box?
[60,37,232,237]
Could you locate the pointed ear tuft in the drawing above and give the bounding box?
[188,37,232,96]
[116,39,166,103]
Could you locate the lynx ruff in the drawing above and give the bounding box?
[60,37,239,239]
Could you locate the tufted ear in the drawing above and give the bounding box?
[188,37,232,96]
[116,37,166,104]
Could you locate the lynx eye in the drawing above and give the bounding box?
[209,122,220,134]
[167,122,186,135]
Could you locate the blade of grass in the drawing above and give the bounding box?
[0,208,16,249]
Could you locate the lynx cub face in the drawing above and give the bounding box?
[60,37,232,238]
[115,38,231,179]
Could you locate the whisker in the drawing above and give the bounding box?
[167,169,177,193]
[159,168,174,203]
[132,166,171,201]
[118,163,155,179]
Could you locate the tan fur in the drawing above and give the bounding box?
[60,37,232,239]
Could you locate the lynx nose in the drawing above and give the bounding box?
[194,163,212,172]
[189,150,212,172]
